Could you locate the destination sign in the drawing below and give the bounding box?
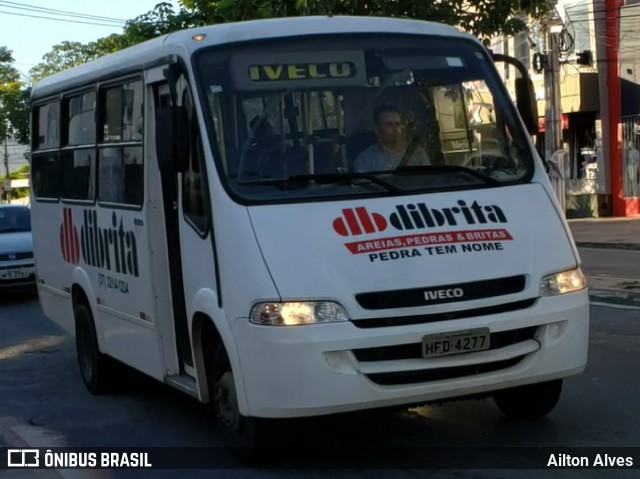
[231,51,366,91]
[248,62,357,82]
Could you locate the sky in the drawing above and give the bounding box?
[0,0,176,80]
[0,1,175,171]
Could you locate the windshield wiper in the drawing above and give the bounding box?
[394,165,501,186]
[238,172,403,193]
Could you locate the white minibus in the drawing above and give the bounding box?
[30,16,589,459]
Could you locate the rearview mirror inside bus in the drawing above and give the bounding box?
[156,106,189,173]
[515,77,539,136]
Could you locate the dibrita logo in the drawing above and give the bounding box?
[59,208,139,277]
[60,208,81,264]
[332,207,388,237]
[333,200,507,237]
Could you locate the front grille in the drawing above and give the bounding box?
[356,275,526,310]
[0,252,33,261]
[351,298,537,328]
[352,326,538,362]
[365,357,524,385]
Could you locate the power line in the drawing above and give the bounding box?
[564,3,640,14]
[0,0,126,23]
[565,13,640,24]
[0,9,125,27]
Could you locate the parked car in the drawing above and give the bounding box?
[0,204,35,290]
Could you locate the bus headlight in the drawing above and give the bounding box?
[540,267,586,296]
[250,302,349,326]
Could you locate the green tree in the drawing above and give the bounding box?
[0,47,29,201]
[29,3,183,83]
[28,34,131,84]
[29,41,94,83]
[0,82,29,145]
[122,1,191,43]
[1,164,30,200]
[178,0,549,39]
[0,48,29,146]
[30,0,549,81]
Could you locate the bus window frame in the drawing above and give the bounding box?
[60,87,98,206]
[30,74,146,210]
[181,84,212,239]
[95,75,145,212]
[31,97,62,204]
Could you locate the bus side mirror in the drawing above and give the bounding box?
[515,77,539,136]
[156,107,189,173]
[491,53,539,136]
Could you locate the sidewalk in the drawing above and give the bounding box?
[568,217,640,307]
[568,217,640,250]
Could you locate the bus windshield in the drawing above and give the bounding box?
[195,35,534,203]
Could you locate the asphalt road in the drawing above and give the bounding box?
[0,292,639,478]
[578,247,640,279]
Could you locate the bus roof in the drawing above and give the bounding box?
[30,16,472,101]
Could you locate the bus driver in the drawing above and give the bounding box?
[353,105,430,172]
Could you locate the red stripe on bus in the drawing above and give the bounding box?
[72,220,80,264]
[64,209,71,262]
[59,224,66,262]
[355,207,375,233]
[342,208,362,235]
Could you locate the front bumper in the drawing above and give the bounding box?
[231,290,589,418]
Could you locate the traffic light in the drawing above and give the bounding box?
[533,52,547,74]
[576,50,593,66]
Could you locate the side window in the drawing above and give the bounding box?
[98,80,144,206]
[98,147,143,205]
[102,81,143,142]
[182,89,210,233]
[32,101,61,200]
[32,153,61,200]
[33,102,60,150]
[62,150,96,201]
[66,91,96,145]
[62,91,96,201]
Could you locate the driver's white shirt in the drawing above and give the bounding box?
[353,143,430,172]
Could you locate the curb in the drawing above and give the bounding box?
[589,288,640,308]
[576,242,640,251]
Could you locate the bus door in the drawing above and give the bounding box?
[150,80,194,375]
[151,71,218,379]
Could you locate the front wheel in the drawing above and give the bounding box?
[75,303,114,394]
[206,343,271,464]
[493,379,563,419]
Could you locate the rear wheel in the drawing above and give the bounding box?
[75,303,114,394]
[493,379,563,419]
[205,340,271,464]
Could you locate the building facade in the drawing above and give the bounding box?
[496,0,640,217]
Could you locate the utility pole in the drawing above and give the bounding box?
[3,138,8,204]
[606,0,624,216]
[544,18,564,163]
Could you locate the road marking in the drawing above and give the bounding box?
[11,425,112,479]
[0,417,60,479]
[0,336,64,360]
[590,301,640,310]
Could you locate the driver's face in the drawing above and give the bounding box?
[376,111,403,148]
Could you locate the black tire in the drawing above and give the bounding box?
[75,303,113,394]
[493,379,563,419]
[205,340,270,464]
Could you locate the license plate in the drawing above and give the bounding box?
[422,328,490,358]
[0,269,29,280]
